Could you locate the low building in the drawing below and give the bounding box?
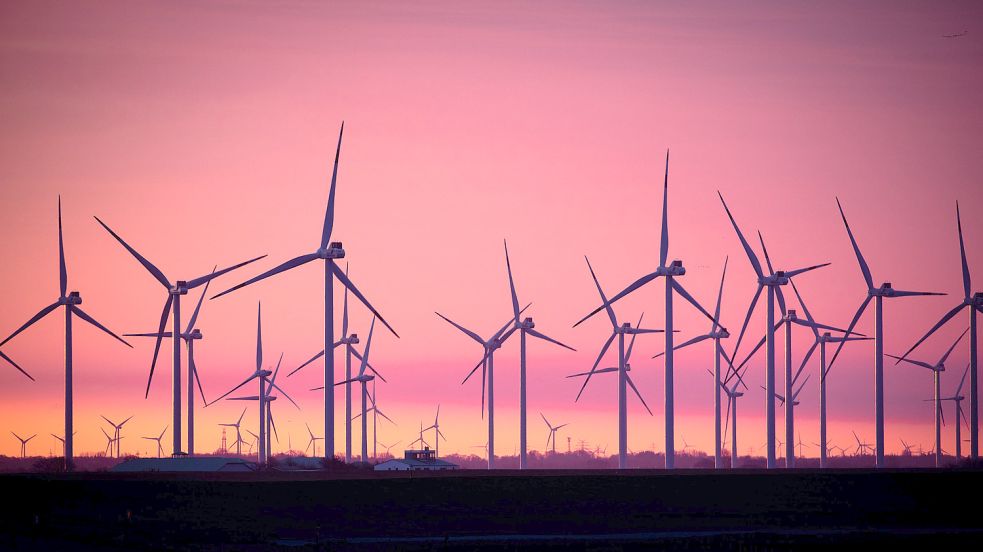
[374,447,459,471]
[112,456,256,473]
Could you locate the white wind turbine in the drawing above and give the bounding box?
[211,124,399,462]
[653,258,735,468]
[229,354,300,464]
[0,197,131,471]
[352,380,396,461]
[101,415,133,459]
[409,421,430,451]
[95,217,263,456]
[886,328,968,468]
[939,363,970,460]
[305,423,324,457]
[335,317,384,462]
[11,432,36,458]
[718,364,748,469]
[540,412,568,455]
[142,426,167,458]
[423,405,446,459]
[573,153,718,469]
[717,192,829,468]
[571,257,660,469]
[500,240,576,469]
[436,306,528,469]
[829,197,944,468]
[290,272,385,464]
[896,202,982,459]
[218,407,247,455]
[210,303,296,466]
[787,279,872,468]
[124,268,217,456]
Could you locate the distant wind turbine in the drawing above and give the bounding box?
[540,412,568,455]
[141,426,167,458]
[11,432,36,458]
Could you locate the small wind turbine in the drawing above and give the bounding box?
[227,353,300,464]
[718,362,750,469]
[900,438,914,456]
[423,405,446,459]
[718,192,828,468]
[571,257,661,469]
[352,381,396,462]
[335,317,384,463]
[409,421,430,451]
[887,328,968,467]
[0,197,131,471]
[11,432,36,458]
[500,240,575,469]
[95,217,263,457]
[141,426,167,458]
[378,440,400,459]
[101,415,133,459]
[574,153,719,469]
[100,428,116,457]
[218,407,248,455]
[939,363,971,460]
[305,423,324,457]
[49,432,75,458]
[896,202,982,459]
[540,412,568,455]
[829,197,944,468]
[211,124,399,462]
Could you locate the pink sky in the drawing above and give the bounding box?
[1,1,981,459]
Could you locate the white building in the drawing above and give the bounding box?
[374,447,459,471]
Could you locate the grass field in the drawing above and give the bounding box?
[1,468,980,550]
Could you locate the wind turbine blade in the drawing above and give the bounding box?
[461,351,489,385]
[626,374,653,416]
[287,349,325,377]
[576,332,616,401]
[190,351,207,405]
[540,412,551,428]
[376,408,396,425]
[730,284,763,365]
[0,350,33,381]
[651,334,712,359]
[58,196,68,297]
[712,256,728,333]
[835,197,874,290]
[186,256,267,290]
[209,374,259,406]
[717,191,765,279]
[269,381,300,410]
[792,374,811,401]
[625,313,644,362]
[956,201,971,298]
[123,332,171,338]
[896,303,966,364]
[70,306,132,348]
[185,266,216,334]
[884,354,935,370]
[94,217,169,287]
[0,301,61,348]
[937,327,970,365]
[783,263,830,279]
[331,265,398,338]
[356,317,376,377]
[145,294,173,398]
[575,258,658,328]
[349,346,386,383]
[211,253,318,300]
[956,362,970,396]
[793,340,819,385]
[342,263,350,337]
[237,407,247,425]
[526,328,576,351]
[828,295,872,372]
[660,149,670,267]
[269,410,279,443]
[757,231,776,275]
[889,289,946,297]
[790,318,855,334]
[320,122,344,249]
[671,279,717,323]
[435,313,483,345]
[788,279,820,339]
[504,240,521,322]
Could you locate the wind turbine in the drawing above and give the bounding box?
[717,192,828,468]
[896,202,982,459]
[501,240,576,469]
[11,432,36,458]
[95,216,263,457]
[717,362,750,469]
[124,267,217,455]
[246,430,259,455]
[142,426,167,458]
[378,440,400,459]
[571,257,660,469]
[939,363,970,460]
[422,405,447,459]
[335,317,383,463]
[573,153,718,469]
[101,415,133,459]
[227,353,300,465]
[900,438,914,456]
[100,428,116,457]
[352,380,396,461]
[887,328,968,467]
[654,258,734,468]
[788,279,872,468]
[409,421,430,451]
[540,412,568,455]
[0,197,131,471]
[435,306,528,469]
[852,431,873,457]
[305,423,324,457]
[210,303,295,466]
[211,124,399,462]
[829,197,944,468]
[219,407,248,455]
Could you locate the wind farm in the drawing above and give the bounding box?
[1,1,982,549]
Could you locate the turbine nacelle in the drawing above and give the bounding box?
[187,329,203,340]
[520,317,535,329]
[869,282,893,297]
[656,260,686,277]
[60,291,82,306]
[971,292,983,306]
[171,281,189,295]
[317,242,346,259]
[340,333,359,345]
[713,327,730,339]
[759,273,789,286]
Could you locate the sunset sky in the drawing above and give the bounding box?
[1,1,981,459]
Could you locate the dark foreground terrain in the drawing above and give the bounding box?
[0,469,980,550]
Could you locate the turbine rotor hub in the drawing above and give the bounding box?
[319,242,346,259]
